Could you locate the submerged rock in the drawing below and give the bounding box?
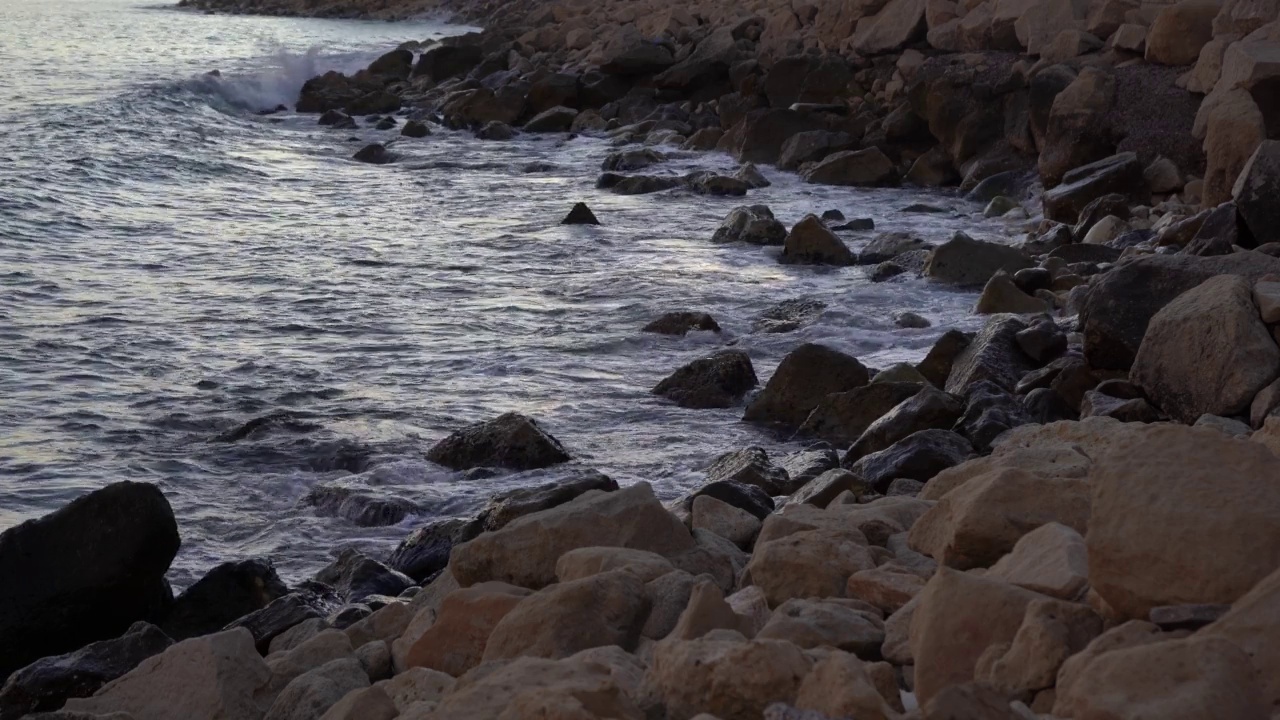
[711,205,787,246]
[386,517,483,583]
[652,350,758,409]
[426,413,571,472]
[752,298,825,333]
[160,559,288,641]
[642,311,721,335]
[779,215,855,266]
[352,143,394,164]
[744,344,870,430]
[560,202,600,225]
[400,119,430,138]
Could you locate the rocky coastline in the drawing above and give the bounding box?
[4,0,1280,718]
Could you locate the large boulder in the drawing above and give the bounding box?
[413,44,483,82]
[160,559,288,641]
[729,109,826,165]
[745,529,877,608]
[779,215,856,265]
[403,582,530,677]
[799,382,924,445]
[1201,89,1267,207]
[1088,423,1280,619]
[944,316,1036,395]
[923,232,1033,286]
[743,344,870,430]
[647,636,813,718]
[778,131,856,170]
[449,482,695,589]
[1043,152,1149,223]
[386,518,482,584]
[0,482,179,680]
[476,471,619,533]
[844,429,975,490]
[1145,0,1222,66]
[316,549,413,603]
[652,350,758,409]
[1202,564,1280,706]
[426,413,570,471]
[1131,274,1280,422]
[801,148,898,186]
[854,0,929,54]
[1234,140,1280,246]
[710,205,787,245]
[848,385,963,461]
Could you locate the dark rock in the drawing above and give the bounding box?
[777,130,856,171]
[966,170,1034,203]
[752,298,826,334]
[601,42,675,76]
[0,482,179,680]
[226,583,342,653]
[674,480,774,521]
[477,470,619,533]
[1042,152,1149,224]
[728,108,826,165]
[1148,603,1230,631]
[315,549,413,604]
[596,173,682,195]
[475,120,515,140]
[561,202,600,225]
[654,27,739,94]
[1049,358,1101,411]
[780,214,855,266]
[917,329,973,389]
[1080,391,1161,422]
[386,517,483,583]
[1233,140,1280,246]
[743,344,870,430]
[924,232,1033,286]
[524,106,578,133]
[1070,193,1132,242]
[944,316,1036,395]
[685,172,752,196]
[318,109,355,128]
[414,44,484,82]
[374,117,396,130]
[526,73,580,115]
[1094,378,1144,399]
[652,350,758,409]
[896,312,931,329]
[601,149,665,172]
[734,164,771,189]
[821,210,845,222]
[1188,202,1253,254]
[844,429,974,491]
[345,91,401,117]
[400,120,430,138]
[848,385,964,462]
[1015,319,1068,364]
[643,311,720,335]
[296,71,386,114]
[788,469,874,508]
[1047,243,1122,264]
[426,413,571,472]
[957,381,1034,452]
[711,205,787,246]
[802,148,897,187]
[366,48,413,79]
[1022,387,1078,423]
[352,143,394,164]
[834,218,876,231]
[328,604,372,630]
[775,448,841,494]
[869,261,907,282]
[1013,267,1053,294]
[858,233,932,265]
[159,559,288,641]
[798,382,923,445]
[0,622,172,718]
[300,483,419,527]
[705,447,790,495]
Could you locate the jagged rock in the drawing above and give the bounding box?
[403,582,530,676]
[859,233,933,264]
[735,164,771,188]
[316,550,412,604]
[692,495,762,548]
[426,413,570,471]
[945,316,1036,395]
[777,131,856,170]
[746,529,876,608]
[414,44,483,82]
[674,480,776,522]
[848,386,963,461]
[730,108,826,165]
[400,120,429,138]
[845,429,974,490]
[160,559,288,641]
[756,599,885,655]
[958,381,1035,451]
[1145,0,1221,66]
[226,584,342,653]
[780,215,855,265]
[788,469,875,509]
[744,344,870,430]
[706,447,790,495]
[918,329,973,388]
[710,205,788,245]
[1043,152,1148,224]
[1015,319,1068,364]
[775,448,840,493]
[386,518,481,584]
[523,106,577,133]
[1234,140,1280,246]
[653,350,758,409]
[352,143,394,164]
[802,148,898,186]
[753,298,826,333]
[561,202,599,225]
[264,657,369,720]
[1202,563,1280,706]
[475,120,515,140]
[923,232,1033,286]
[648,637,813,719]
[987,522,1089,599]
[974,271,1052,314]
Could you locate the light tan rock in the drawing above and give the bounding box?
[391,571,458,674]
[668,579,754,641]
[1089,423,1280,619]
[1054,637,1268,719]
[854,0,928,54]
[404,582,531,677]
[922,682,1026,720]
[449,482,694,589]
[1146,0,1223,65]
[267,630,355,692]
[846,567,928,613]
[647,636,813,720]
[1082,214,1129,244]
[1015,0,1085,53]
[263,658,369,720]
[318,686,398,720]
[882,593,921,664]
[1041,28,1105,61]
[986,522,1089,599]
[756,598,885,655]
[482,569,649,661]
[1201,88,1266,206]
[1053,620,1170,705]
[1217,28,1280,92]
[374,668,455,712]
[269,618,327,656]
[975,598,1103,696]
[1108,22,1148,50]
[1201,564,1280,707]
[745,528,876,608]
[726,585,773,637]
[63,628,270,720]
[1088,0,1139,38]
[794,652,901,720]
[909,568,1044,706]
[691,494,761,549]
[555,546,675,583]
[345,601,414,649]
[1186,34,1238,92]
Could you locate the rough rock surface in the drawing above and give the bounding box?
[426,413,571,471]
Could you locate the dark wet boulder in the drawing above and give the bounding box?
[652,350,758,409]
[642,311,721,335]
[802,148,898,187]
[475,120,515,140]
[602,149,665,172]
[596,173,682,195]
[799,381,924,445]
[1042,152,1148,224]
[561,202,600,225]
[386,517,483,583]
[601,42,675,76]
[159,559,288,641]
[848,385,964,462]
[344,90,402,117]
[0,622,172,718]
[776,448,841,493]
[1016,318,1068,364]
[858,233,933,265]
[366,48,413,80]
[788,469,873,509]
[374,116,396,130]
[672,480,775,521]
[917,329,973,388]
[426,413,571,472]
[1022,386,1078,424]
[743,343,870,430]
[413,44,483,82]
[523,106,578,133]
[711,205,787,246]
[300,483,419,527]
[296,71,383,114]
[654,27,739,94]
[704,447,790,495]
[1047,243,1122,264]
[779,214,855,266]
[686,172,752,196]
[777,130,856,171]
[844,429,974,491]
[957,381,1034,452]
[443,87,523,128]
[1234,140,1280,245]
[728,108,826,165]
[226,583,342,653]
[0,482,179,681]
[734,163,771,189]
[944,316,1036,395]
[477,470,619,533]
[315,549,413,604]
[318,109,355,128]
[352,143,394,164]
[400,119,430,138]
[923,232,1033,286]
[752,298,825,333]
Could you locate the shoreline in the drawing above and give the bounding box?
[4,0,1280,717]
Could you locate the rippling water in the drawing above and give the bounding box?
[0,0,1022,586]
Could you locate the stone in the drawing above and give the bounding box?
[1109,22,1148,52]
[1015,320,1067,364]
[849,385,963,461]
[1201,89,1266,207]
[478,471,618,534]
[854,0,929,54]
[161,559,288,641]
[523,106,577,133]
[1082,214,1129,245]
[474,120,514,140]
[860,234,932,265]
[945,316,1035,395]
[1043,152,1148,224]
[1149,603,1231,630]
[922,683,1025,720]
[561,202,599,225]
[744,344,870,430]
[318,685,396,720]
[757,599,885,656]
[1145,156,1183,193]
[400,120,429,138]
[642,311,720,336]
[923,232,1033,286]
[344,602,413,650]
[404,582,530,677]
[918,330,972,388]
[643,570,702,641]
[653,350,758,409]
[316,550,412,604]
[555,547,674,584]
[705,447,789,495]
[61,628,269,720]
[976,598,1103,697]
[352,143,394,165]
[667,579,753,641]
[802,148,898,186]
[959,381,1036,451]
[647,637,813,719]
[386,518,483,583]
[845,430,974,490]
[1080,391,1161,422]
[794,652,902,720]
[427,413,569,472]
[1131,274,1280,422]
[974,271,1053,314]
[896,312,931,328]
[779,215,855,265]
[1202,563,1280,706]
[745,529,877,608]
[787,469,875,509]
[776,449,840,494]
[777,131,855,171]
[263,657,369,720]
[1194,414,1253,436]
[414,44,482,82]
[1145,0,1222,66]
[1089,423,1280,619]
[986,522,1089,599]
[233,585,341,654]
[0,482,179,680]
[374,667,454,712]
[0,622,172,718]
[799,383,923,446]
[693,495,761,549]
[846,568,927,614]
[450,482,695,589]
[753,298,826,333]
[675,481,775,522]
[1234,140,1280,246]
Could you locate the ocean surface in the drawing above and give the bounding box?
[0,0,1024,587]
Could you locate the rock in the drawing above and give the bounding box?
[316,550,413,604]
[602,149,665,172]
[711,205,787,245]
[555,547,675,584]
[802,148,898,187]
[735,164,771,189]
[1202,563,1280,706]
[158,559,286,642]
[909,467,1090,569]
[1109,23,1148,52]
[677,480,776,522]
[474,120,514,140]
[227,584,342,654]
[263,657,369,720]
[693,495,761,548]
[1131,274,1280,423]
[602,41,675,75]
[730,109,826,165]
[0,622,172,718]
[974,271,1052,314]
[780,215,855,265]
[478,471,618,534]
[413,44,483,82]
[986,522,1089,599]
[1234,140,1280,246]
[1201,88,1266,207]
[744,344,870,430]
[775,449,840,493]
[667,579,753,641]
[352,143,394,164]
[299,483,417,528]
[1043,152,1148,224]
[976,598,1103,698]
[849,385,963,461]
[959,381,1037,451]
[450,482,694,589]
[1149,603,1231,630]
[1145,156,1183,193]
[984,196,1019,218]
[653,350,758,409]
[482,570,649,661]
[374,667,454,712]
[647,637,813,719]
[318,685,396,720]
[858,233,933,264]
[896,312,931,328]
[374,117,395,131]
[753,298,826,333]
[845,568,927,615]
[703,449,789,497]
[61,628,269,720]
[746,529,876,608]
[426,412,570,471]
[1145,0,1222,66]
[777,131,855,171]
[787,469,875,509]
[945,316,1036,395]
[560,202,599,225]
[1080,391,1162,422]
[400,120,429,138]
[385,518,483,584]
[523,106,577,133]
[845,429,974,491]
[855,0,929,54]
[923,232,1033,286]
[1194,413,1253,436]
[641,310,721,336]
[403,582,530,676]
[757,599,885,655]
[318,110,355,128]
[922,682,1025,720]
[265,629,355,691]
[1015,320,1068,364]
[1252,376,1280,428]
[918,330,972,388]
[0,482,179,680]
[344,602,413,650]
[907,145,961,186]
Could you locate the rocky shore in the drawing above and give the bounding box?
[4,0,1280,717]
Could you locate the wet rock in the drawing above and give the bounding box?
[399,119,429,138]
[426,412,570,471]
[374,117,396,131]
[642,310,720,336]
[601,148,665,172]
[1233,140,1280,246]
[0,622,172,718]
[752,298,825,333]
[802,148,898,186]
[918,329,973,388]
[780,214,855,265]
[686,171,753,196]
[800,382,923,446]
[160,559,288,641]
[833,217,875,231]
[352,143,394,164]
[674,480,775,522]
[316,550,413,604]
[1043,152,1149,224]
[730,108,826,165]
[845,429,974,491]
[735,163,771,188]
[301,483,419,527]
[744,344,870,430]
[712,206,789,248]
[385,518,482,584]
[777,130,856,171]
[474,120,514,140]
[597,172,682,195]
[788,469,873,510]
[924,231,1033,286]
[706,447,790,495]
[945,316,1036,395]
[776,448,840,492]
[869,261,907,281]
[849,386,964,462]
[523,106,577,133]
[413,44,483,83]
[652,349,758,409]
[859,233,932,265]
[226,583,342,653]
[958,381,1035,451]
[0,481,179,680]
[318,110,355,128]
[1015,319,1068,364]
[560,202,599,225]
[896,311,931,328]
